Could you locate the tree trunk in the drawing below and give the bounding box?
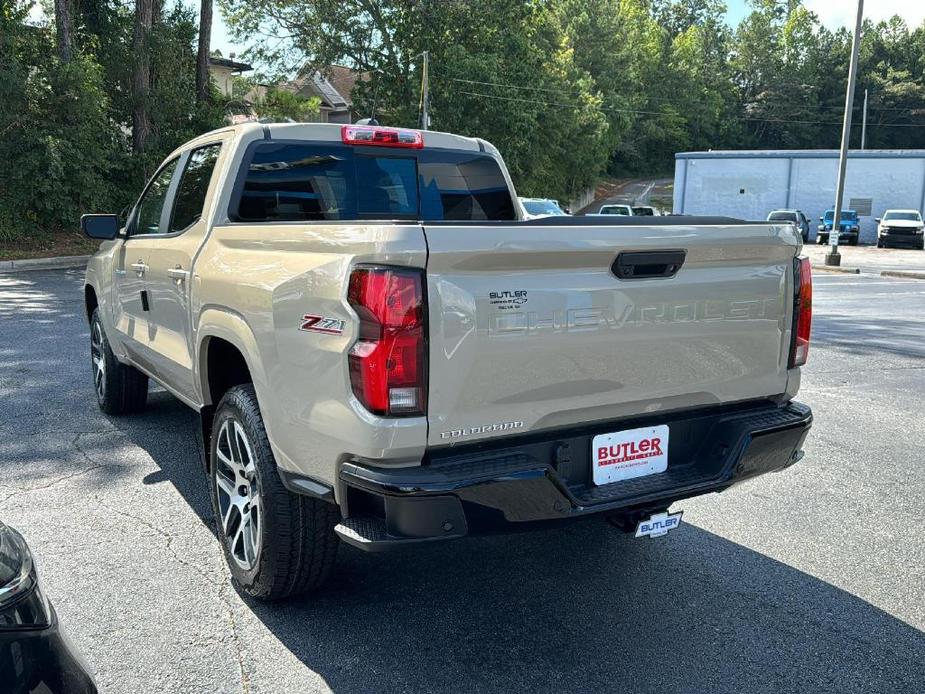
[196,0,213,104]
[55,0,74,63]
[132,0,154,154]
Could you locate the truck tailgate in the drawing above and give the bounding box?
[423,221,799,447]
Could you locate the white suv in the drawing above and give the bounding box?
[876,210,924,250]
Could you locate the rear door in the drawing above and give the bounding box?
[423,220,798,446]
[143,142,225,403]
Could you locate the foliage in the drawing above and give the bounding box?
[4,0,925,239]
[0,0,229,239]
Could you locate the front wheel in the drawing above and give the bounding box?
[89,308,148,414]
[209,384,339,600]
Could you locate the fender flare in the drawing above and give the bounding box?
[196,307,269,408]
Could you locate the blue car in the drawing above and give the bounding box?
[817,209,860,246]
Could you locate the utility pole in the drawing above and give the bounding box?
[860,88,868,150]
[421,50,430,130]
[826,0,864,267]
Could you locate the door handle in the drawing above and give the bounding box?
[114,269,127,276]
[130,261,148,275]
[166,266,189,281]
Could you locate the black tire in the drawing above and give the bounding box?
[849,236,858,246]
[89,308,148,415]
[877,240,884,248]
[817,236,826,245]
[209,384,339,601]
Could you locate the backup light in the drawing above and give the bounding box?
[341,125,424,149]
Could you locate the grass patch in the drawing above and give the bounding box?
[0,229,100,261]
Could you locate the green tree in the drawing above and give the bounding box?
[219,0,611,200]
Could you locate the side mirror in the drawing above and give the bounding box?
[817,224,825,231]
[81,214,120,240]
[875,218,881,223]
[818,217,823,221]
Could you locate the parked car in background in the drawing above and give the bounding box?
[767,209,810,242]
[520,197,569,219]
[876,209,924,249]
[817,209,860,246]
[631,205,660,216]
[593,203,633,216]
[0,521,97,693]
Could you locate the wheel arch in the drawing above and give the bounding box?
[196,309,272,473]
[84,284,99,324]
[197,309,267,408]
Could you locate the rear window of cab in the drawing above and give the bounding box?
[230,142,517,222]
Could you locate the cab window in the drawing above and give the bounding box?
[133,159,179,235]
[170,144,222,232]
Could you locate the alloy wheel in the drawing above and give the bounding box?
[90,321,106,402]
[214,419,262,570]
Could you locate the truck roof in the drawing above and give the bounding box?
[172,121,485,159]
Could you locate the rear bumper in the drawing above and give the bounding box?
[335,400,812,551]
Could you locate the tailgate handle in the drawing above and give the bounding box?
[612,250,686,280]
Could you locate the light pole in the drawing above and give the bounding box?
[826,0,864,267]
[418,51,430,130]
[861,88,868,150]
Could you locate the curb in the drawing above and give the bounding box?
[811,264,860,274]
[0,255,90,274]
[881,270,925,280]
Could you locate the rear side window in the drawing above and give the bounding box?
[232,142,515,222]
[171,144,222,232]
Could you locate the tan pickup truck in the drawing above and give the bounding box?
[81,122,813,600]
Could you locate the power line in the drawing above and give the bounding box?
[442,76,923,115]
[453,89,925,127]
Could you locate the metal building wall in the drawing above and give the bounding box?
[673,150,925,244]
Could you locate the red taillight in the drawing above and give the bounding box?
[348,267,426,416]
[789,257,812,367]
[341,125,424,149]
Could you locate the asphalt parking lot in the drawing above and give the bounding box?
[1,269,923,693]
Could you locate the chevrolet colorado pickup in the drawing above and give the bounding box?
[81,122,813,600]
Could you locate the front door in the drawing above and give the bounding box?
[111,157,180,365]
[143,142,224,403]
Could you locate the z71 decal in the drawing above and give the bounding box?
[300,314,346,335]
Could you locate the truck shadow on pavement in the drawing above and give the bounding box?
[125,394,925,694]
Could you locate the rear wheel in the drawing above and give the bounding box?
[210,384,339,600]
[89,308,148,415]
[849,236,858,246]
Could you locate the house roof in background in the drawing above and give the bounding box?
[286,65,368,109]
[208,56,253,72]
